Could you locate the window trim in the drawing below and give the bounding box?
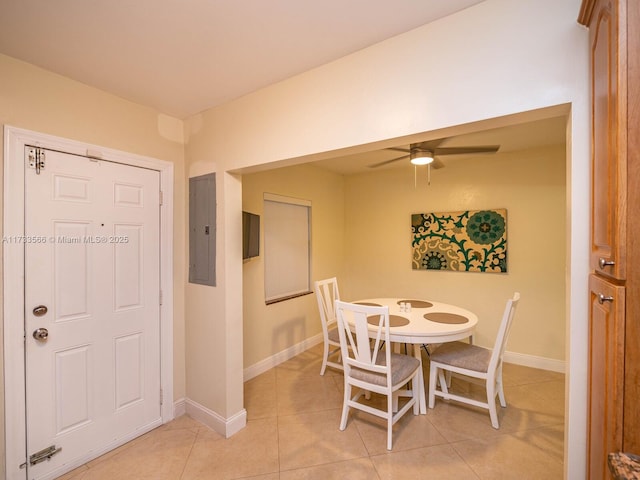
[263,193,312,304]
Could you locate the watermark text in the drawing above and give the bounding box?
[3,235,129,244]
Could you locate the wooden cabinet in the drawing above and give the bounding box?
[587,275,625,479]
[580,0,640,477]
[586,0,626,281]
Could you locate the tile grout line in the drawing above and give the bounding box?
[176,427,202,480]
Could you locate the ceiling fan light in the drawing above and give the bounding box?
[410,150,434,165]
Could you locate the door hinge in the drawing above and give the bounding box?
[21,445,62,468]
[159,190,163,206]
[160,387,164,406]
[159,289,163,306]
[26,147,46,174]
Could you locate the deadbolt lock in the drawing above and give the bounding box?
[33,305,48,317]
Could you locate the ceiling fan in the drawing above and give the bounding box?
[368,138,501,170]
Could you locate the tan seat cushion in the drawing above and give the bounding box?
[327,326,341,343]
[349,352,420,387]
[430,342,492,373]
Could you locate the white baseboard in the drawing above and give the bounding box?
[184,397,247,438]
[503,350,565,373]
[172,335,323,439]
[171,338,319,437]
[243,333,323,381]
[173,397,186,417]
[241,336,565,378]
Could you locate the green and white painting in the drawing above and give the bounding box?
[411,209,507,273]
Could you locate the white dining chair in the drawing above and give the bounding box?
[428,292,520,429]
[314,277,342,375]
[335,300,421,450]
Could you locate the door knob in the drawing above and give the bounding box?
[598,258,615,269]
[32,328,49,342]
[597,293,614,305]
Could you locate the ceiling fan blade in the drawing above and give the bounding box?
[368,154,409,168]
[413,138,447,151]
[385,147,410,154]
[433,145,500,155]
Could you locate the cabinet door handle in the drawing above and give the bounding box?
[599,258,615,269]
[598,293,614,304]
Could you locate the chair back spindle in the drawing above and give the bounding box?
[334,300,421,450]
[489,292,520,373]
[313,277,343,375]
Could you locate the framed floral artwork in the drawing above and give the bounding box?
[411,209,507,272]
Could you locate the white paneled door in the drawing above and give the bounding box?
[24,149,161,479]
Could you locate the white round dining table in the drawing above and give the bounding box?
[353,297,478,414]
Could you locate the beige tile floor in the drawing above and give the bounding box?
[57,344,565,479]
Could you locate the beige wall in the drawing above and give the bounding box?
[342,145,567,362]
[0,0,590,476]
[185,0,588,475]
[242,164,345,367]
[242,145,566,371]
[0,53,187,474]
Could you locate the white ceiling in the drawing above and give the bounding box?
[0,0,566,175]
[0,0,485,119]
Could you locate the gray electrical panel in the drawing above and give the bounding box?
[189,173,216,286]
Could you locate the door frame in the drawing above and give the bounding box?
[3,125,175,479]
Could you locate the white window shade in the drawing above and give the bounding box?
[263,193,311,303]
